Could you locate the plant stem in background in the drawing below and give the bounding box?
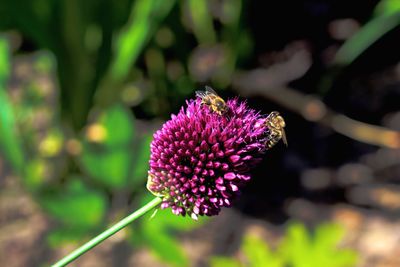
[51,197,162,267]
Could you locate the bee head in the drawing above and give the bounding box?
[267,111,286,128]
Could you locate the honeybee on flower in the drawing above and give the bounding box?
[195,86,227,115]
[264,111,288,149]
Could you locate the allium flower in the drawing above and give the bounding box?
[147,96,270,220]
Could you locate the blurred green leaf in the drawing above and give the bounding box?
[0,38,10,78]
[221,0,242,27]
[98,104,135,147]
[130,134,153,187]
[279,223,311,267]
[210,222,357,267]
[81,145,132,188]
[24,159,47,191]
[41,178,106,229]
[280,222,357,267]
[375,0,400,16]
[130,195,204,267]
[209,233,284,267]
[143,221,189,267]
[325,249,358,267]
[80,104,135,189]
[111,0,176,80]
[312,224,358,267]
[243,235,283,267]
[334,12,400,66]
[187,0,216,44]
[314,223,344,252]
[210,257,242,267]
[0,37,24,173]
[33,51,55,74]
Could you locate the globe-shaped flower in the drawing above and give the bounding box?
[147,96,270,219]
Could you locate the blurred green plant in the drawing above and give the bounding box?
[0,0,178,130]
[111,0,176,81]
[334,11,400,66]
[0,0,250,123]
[96,0,177,108]
[129,195,205,267]
[210,222,358,267]
[279,223,357,267]
[0,37,24,173]
[321,3,400,95]
[187,0,217,44]
[41,178,107,246]
[80,104,136,189]
[375,0,400,16]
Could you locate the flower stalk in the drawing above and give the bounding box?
[51,197,162,267]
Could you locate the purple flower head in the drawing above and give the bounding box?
[147,96,270,220]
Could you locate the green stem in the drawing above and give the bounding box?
[51,197,162,267]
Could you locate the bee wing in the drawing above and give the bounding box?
[205,86,218,95]
[195,90,208,98]
[281,129,288,147]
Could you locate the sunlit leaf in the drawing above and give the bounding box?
[327,250,358,267]
[313,223,344,251]
[312,223,358,267]
[210,257,241,267]
[242,235,283,267]
[279,222,358,267]
[279,222,311,267]
[210,222,357,267]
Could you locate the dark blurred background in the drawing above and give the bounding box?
[0,0,400,266]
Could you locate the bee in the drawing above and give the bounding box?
[265,111,288,149]
[195,86,227,115]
